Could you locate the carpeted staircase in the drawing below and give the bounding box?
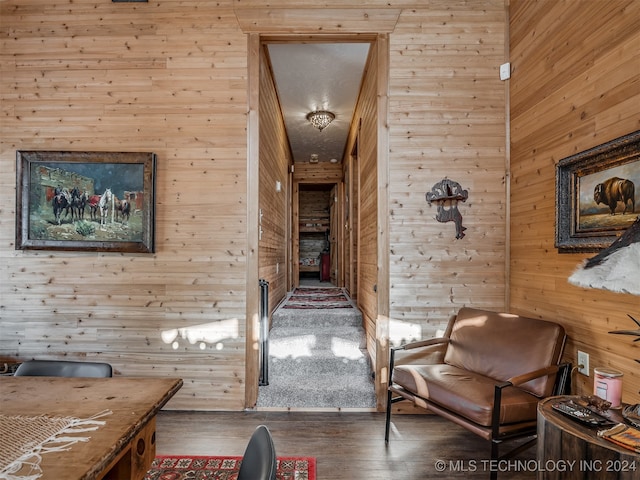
[257,288,376,409]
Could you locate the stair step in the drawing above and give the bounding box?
[269,329,366,351]
[268,356,371,377]
[268,341,368,361]
[272,309,363,328]
[257,384,376,409]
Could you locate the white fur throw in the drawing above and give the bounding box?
[569,243,640,295]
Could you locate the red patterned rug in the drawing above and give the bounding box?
[144,455,316,480]
[283,287,352,309]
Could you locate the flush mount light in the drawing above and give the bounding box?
[306,110,335,132]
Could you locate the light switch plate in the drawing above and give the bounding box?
[500,62,511,80]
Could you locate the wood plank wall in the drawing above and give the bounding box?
[343,43,381,399]
[0,0,508,412]
[5,0,632,412]
[387,3,508,348]
[0,1,250,410]
[509,0,640,403]
[258,44,291,320]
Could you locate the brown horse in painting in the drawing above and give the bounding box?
[115,197,131,223]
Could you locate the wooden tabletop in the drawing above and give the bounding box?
[538,396,638,456]
[538,396,639,480]
[0,376,182,479]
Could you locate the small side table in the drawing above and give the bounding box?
[537,396,639,480]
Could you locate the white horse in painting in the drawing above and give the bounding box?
[99,188,112,227]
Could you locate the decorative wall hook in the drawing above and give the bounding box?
[426,178,469,239]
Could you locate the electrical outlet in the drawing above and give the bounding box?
[577,350,589,376]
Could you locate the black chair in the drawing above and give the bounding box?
[14,360,113,378]
[237,425,277,480]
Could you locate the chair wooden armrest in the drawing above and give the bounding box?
[505,365,559,387]
[393,337,450,352]
[491,364,562,454]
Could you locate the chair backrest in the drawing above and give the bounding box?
[237,425,277,480]
[14,360,113,378]
[444,307,566,397]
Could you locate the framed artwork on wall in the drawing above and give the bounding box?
[556,130,639,252]
[16,151,157,253]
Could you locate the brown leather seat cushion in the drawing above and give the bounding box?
[443,308,565,397]
[392,363,540,427]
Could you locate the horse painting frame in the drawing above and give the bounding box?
[555,130,639,253]
[16,151,156,253]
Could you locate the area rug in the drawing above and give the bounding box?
[0,410,111,480]
[144,455,316,480]
[283,287,352,309]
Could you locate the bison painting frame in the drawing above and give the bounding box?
[556,130,639,253]
[16,151,156,253]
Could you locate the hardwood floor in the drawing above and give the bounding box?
[155,411,537,479]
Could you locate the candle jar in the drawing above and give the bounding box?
[594,367,624,408]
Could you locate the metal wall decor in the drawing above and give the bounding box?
[426,178,469,239]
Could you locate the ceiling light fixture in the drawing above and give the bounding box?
[306,110,335,132]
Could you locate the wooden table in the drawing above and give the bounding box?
[537,396,639,480]
[0,376,182,480]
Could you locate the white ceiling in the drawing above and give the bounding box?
[267,42,371,164]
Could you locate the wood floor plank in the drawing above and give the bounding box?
[155,411,537,479]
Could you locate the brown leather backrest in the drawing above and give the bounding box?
[443,307,566,397]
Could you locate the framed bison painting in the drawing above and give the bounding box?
[16,151,156,253]
[556,130,639,252]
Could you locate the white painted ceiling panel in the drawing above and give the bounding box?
[267,42,371,164]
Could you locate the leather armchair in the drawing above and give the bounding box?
[385,308,568,479]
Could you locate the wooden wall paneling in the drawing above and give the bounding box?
[8,0,628,413]
[258,42,292,321]
[509,0,640,403]
[234,8,401,35]
[292,162,343,183]
[329,185,338,285]
[348,38,380,401]
[292,183,300,285]
[340,131,361,300]
[503,0,511,309]
[387,0,507,382]
[374,34,391,411]
[1,1,251,411]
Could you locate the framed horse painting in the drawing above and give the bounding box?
[15,151,156,253]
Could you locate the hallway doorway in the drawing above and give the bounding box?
[246,32,391,411]
[296,183,336,287]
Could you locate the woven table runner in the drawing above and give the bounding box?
[0,410,111,480]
